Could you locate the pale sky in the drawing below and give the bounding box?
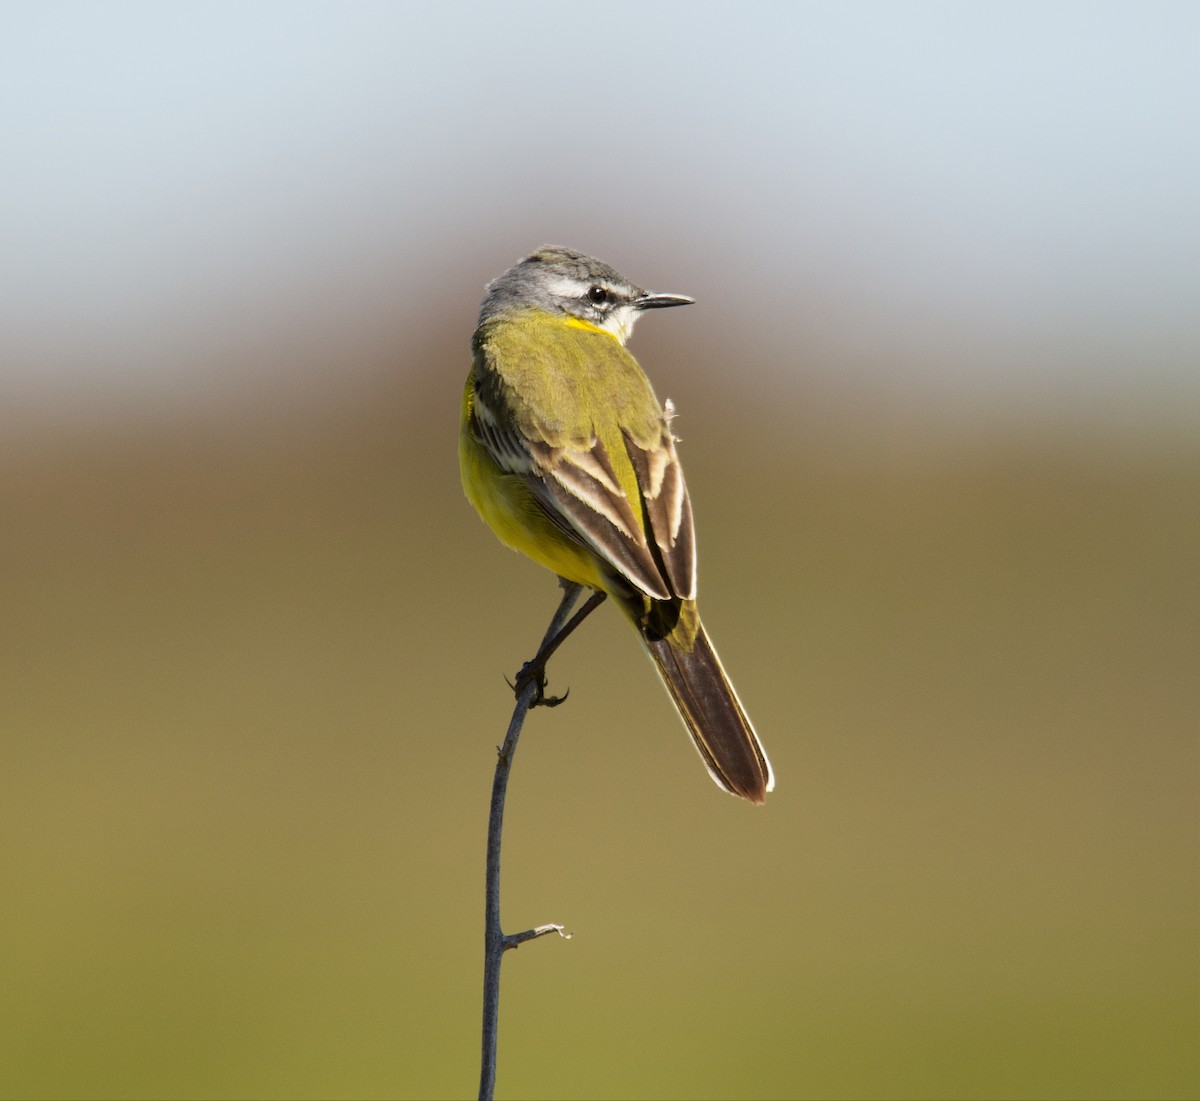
[1,2,1196,425]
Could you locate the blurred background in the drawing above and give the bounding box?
[1,3,1196,1098]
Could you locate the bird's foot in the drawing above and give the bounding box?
[510,661,570,708]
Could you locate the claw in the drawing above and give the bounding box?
[512,661,569,708]
[538,686,570,708]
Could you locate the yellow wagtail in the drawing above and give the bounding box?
[460,246,773,803]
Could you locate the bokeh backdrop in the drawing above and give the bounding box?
[2,4,1196,1099]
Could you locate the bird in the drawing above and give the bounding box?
[459,245,774,803]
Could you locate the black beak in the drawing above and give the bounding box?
[635,291,695,310]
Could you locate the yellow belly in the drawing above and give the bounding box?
[458,404,610,593]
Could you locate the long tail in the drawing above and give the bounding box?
[635,600,774,804]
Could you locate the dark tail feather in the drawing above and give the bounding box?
[640,618,774,803]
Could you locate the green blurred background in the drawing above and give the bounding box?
[2,4,1196,1099]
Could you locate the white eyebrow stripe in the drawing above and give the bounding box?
[542,275,590,298]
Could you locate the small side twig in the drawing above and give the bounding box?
[479,579,603,1101]
[504,923,569,950]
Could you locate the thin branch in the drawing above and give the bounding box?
[479,579,602,1101]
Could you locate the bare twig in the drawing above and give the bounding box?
[479,579,604,1101]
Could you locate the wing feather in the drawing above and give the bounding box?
[468,341,696,603]
[622,399,696,599]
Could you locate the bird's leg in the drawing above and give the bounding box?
[513,582,607,707]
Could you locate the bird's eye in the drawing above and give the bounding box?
[586,285,610,306]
